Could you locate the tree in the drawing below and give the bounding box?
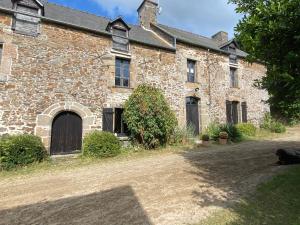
[229,0,300,123]
[123,85,177,149]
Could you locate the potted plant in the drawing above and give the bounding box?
[219,131,229,145]
[201,134,210,146]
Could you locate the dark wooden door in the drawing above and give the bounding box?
[186,97,200,135]
[50,112,82,155]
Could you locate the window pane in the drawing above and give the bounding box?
[123,67,130,78]
[188,73,195,83]
[115,59,130,87]
[123,78,129,87]
[116,59,121,67]
[230,68,238,88]
[115,66,121,77]
[115,77,121,86]
[187,60,196,82]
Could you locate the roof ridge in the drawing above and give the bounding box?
[46,2,112,22]
[158,23,215,41]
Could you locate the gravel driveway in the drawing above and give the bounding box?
[1,127,299,225]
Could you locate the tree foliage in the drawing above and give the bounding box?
[123,85,177,149]
[229,0,300,122]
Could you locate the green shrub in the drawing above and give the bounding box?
[206,122,221,141]
[219,132,229,139]
[123,85,178,149]
[219,124,243,142]
[169,125,196,145]
[270,121,286,133]
[236,123,257,136]
[201,134,210,141]
[0,134,47,170]
[83,131,121,158]
[260,113,286,133]
[260,113,273,130]
[206,123,243,142]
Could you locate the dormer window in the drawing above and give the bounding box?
[13,0,43,36]
[112,27,129,52]
[229,54,238,64]
[107,17,131,53]
[228,43,238,64]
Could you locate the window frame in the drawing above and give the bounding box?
[187,59,196,83]
[13,3,41,36]
[230,67,239,88]
[115,58,130,88]
[114,108,128,136]
[226,100,241,125]
[112,26,130,52]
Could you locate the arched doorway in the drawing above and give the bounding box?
[50,111,83,155]
[186,97,200,135]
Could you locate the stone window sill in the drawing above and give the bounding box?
[112,86,134,91]
[186,81,200,84]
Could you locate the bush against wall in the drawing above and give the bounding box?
[0,134,48,170]
[236,123,257,136]
[169,125,196,145]
[206,123,243,142]
[123,85,178,149]
[83,131,121,158]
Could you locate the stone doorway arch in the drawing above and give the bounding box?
[35,102,95,153]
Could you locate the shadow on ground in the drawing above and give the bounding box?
[179,130,300,224]
[0,186,152,225]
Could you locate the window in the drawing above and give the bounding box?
[229,54,238,64]
[112,27,129,52]
[13,3,41,36]
[230,67,238,88]
[114,108,128,135]
[0,44,3,65]
[115,58,130,87]
[187,60,196,83]
[226,101,248,124]
[102,108,128,136]
[226,101,239,124]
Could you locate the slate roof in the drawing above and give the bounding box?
[0,0,248,56]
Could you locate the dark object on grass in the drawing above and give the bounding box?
[276,149,300,165]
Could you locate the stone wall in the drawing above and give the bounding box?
[0,11,269,152]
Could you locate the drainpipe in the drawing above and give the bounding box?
[206,49,212,122]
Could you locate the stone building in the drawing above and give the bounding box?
[0,0,269,154]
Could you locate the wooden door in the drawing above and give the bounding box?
[186,97,200,135]
[50,112,82,155]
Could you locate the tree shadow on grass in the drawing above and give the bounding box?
[0,186,153,225]
[179,138,300,223]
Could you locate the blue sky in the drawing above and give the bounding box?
[48,0,242,38]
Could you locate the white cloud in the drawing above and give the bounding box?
[91,0,241,37]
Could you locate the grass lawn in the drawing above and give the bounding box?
[198,165,300,225]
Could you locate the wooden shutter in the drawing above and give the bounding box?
[102,108,114,133]
[232,102,239,124]
[242,102,248,123]
[226,101,232,124]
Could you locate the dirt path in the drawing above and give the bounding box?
[1,127,300,225]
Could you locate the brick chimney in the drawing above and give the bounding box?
[137,0,158,29]
[212,31,229,46]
